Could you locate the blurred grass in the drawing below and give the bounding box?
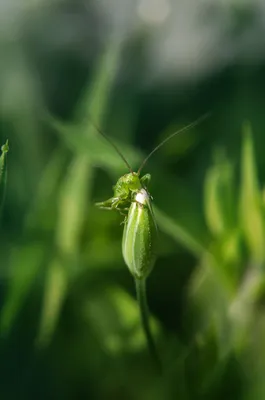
[1,7,265,399]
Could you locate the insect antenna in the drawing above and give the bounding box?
[88,117,133,173]
[137,112,210,174]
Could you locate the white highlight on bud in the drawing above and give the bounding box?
[135,188,150,205]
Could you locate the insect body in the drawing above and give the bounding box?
[94,113,208,371]
[95,114,208,278]
[96,172,149,212]
[96,172,156,279]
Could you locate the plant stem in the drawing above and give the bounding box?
[135,277,162,374]
[0,141,8,216]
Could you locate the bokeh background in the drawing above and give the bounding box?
[1,0,265,399]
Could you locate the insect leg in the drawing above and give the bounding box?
[140,173,151,188]
[95,196,122,210]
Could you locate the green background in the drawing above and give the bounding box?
[1,1,265,399]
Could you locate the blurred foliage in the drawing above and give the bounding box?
[1,1,265,399]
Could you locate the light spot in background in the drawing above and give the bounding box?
[137,0,170,25]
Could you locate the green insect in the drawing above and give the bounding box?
[94,114,208,371]
[95,115,208,280]
[96,166,156,279]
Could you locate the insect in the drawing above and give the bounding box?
[95,114,208,280]
[94,113,209,372]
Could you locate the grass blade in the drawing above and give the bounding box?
[0,140,9,215]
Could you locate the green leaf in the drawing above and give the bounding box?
[154,206,208,257]
[48,40,142,176]
[0,148,65,335]
[204,150,235,237]
[37,42,125,346]
[36,258,68,347]
[83,286,160,354]
[74,41,121,123]
[228,267,265,354]
[25,147,68,231]
[0,243,45,335]
[188,258,233,358]
[239,122,265,263]
[56,156,93,256]
[220,229,242,266]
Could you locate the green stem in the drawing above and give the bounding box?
[0,141,9,216]
[135,277,162,374]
